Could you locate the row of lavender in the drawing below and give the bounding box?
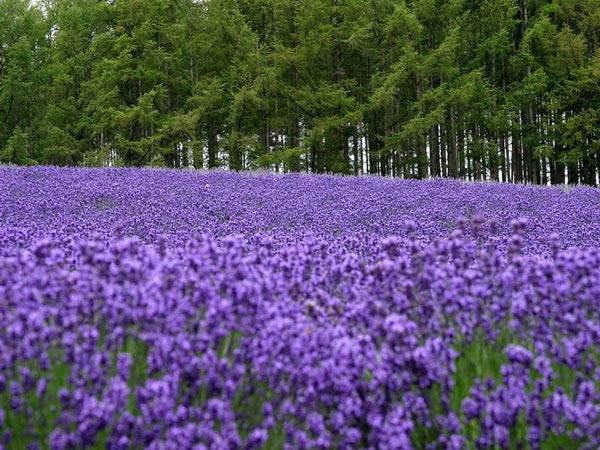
[1,167,600,449]
[2,167,600,255]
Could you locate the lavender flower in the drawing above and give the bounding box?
[0,167,599,448]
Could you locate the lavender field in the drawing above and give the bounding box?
[1,166,600,450]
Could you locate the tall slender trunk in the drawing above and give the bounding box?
[353,127,359,175]
[430,124,440,177]
[367,112,379,175]
[504,134,511,182]
[513,126,522,183]
[440,124,447,177]
[448,108,457,178]
[208,118,218,169]
[458,118,465,179]
[552,111,564,184]
[500,135,507,182]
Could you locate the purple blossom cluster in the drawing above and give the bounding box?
[1,166,600,449]
[1,166,600,256]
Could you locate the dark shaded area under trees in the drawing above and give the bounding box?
[1,0,599,185]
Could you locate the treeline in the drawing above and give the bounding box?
[1,0,599,184]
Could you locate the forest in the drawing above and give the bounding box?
[1,0,599,185]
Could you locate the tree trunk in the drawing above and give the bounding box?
[447,109,457,178]
[430,125,440,177]
[440,124,447,176]
[513,127,522,184]
[208,118,218,169]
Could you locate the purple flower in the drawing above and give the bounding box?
[505,345,533,366]
[116,354,132,381]
[1,167,600,448]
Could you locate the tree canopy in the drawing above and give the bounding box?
[1,0,599,184]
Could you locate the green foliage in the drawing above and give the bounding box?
[253,147,305,171]
[1,0,599,183]
[0,126,36,165]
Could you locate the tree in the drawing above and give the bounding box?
[0,0,49,163]
[1,0,599,185]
